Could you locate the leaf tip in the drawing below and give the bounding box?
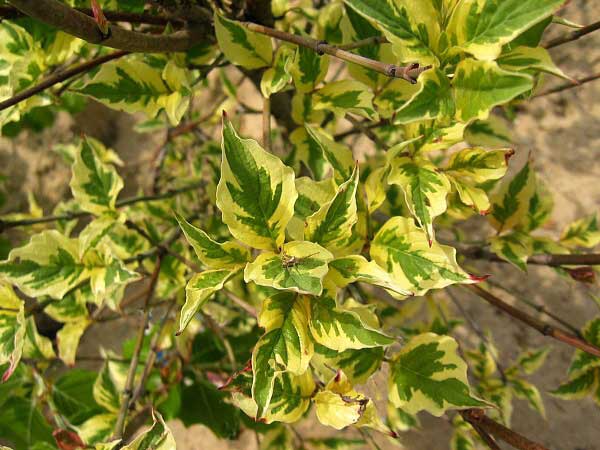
[505,148,515,165]
[469,273,490,283]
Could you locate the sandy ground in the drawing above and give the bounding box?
[1,1,599,449]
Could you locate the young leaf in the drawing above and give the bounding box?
[69,137,123,216]
[489,160,537,232]
[0,283,25,382]
[388,156,451,244]
[446,0,564,61]
[309,290,393,351]
[261,45,294,98]
[244,241,333,296]
[510,378,545,418]
[328,255,413,298]
[174,212,250,269]
[516,347,550,375]
[120,411,175,450]
[74,56,192,125]
[179,269,238,334]
[313,80,377,120]
[252,292,313,418]
[566,319,600,377]
[551,369,597,400]
[371,217,477,296]
[489,231,533,271]
[290,45,329,93]
[305,166,359,254]
[388,333,487,416]
[305,126,355,185]
[0,230,88,299]
[560,214,600,249]
[497,46,571,80]
[217,117,297,251]
[343,0,440,65]
[453,59,533,122]
[214,13,272,69]
[393,69,454,125]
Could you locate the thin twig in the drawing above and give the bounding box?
[544,20,600,49]
[464,285,600,358]
[460,412,502,450]
[345,115,388,149]
[336,35,388,50]
[460,246,600,267]
[223,290,257,318]
[111,256,162,441]
[534,73,600,98]
[0,182,203,232]
[0,5,182,25]
[130,300,176,406]
[0,50,129,112]
[242,22,430,84]
[462,409,549,450]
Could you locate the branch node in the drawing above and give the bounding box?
[315,40,328,56]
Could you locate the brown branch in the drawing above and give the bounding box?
[111,256,162,441]
[8,0,211,52]
[0,5,181,25]
[460,411,502,450]
[465,285,600,358]
[242,22,430,84]
[462,409,549,450]
[544,20,600,49]
[460,246,600,267]
[0,50,129,113]
[336,35,389,50]
[534,73,600,98]
[0,182,203,232]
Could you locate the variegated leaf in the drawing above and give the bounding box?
[214,13,272,69]
[79,414,117,445]
[289,128,330,181]
[93,359,127,413]
[388,156,451,243]
[261,45,294,98]
[489,160,537,232]
[70,137,123,216]
[244,241,333,296]
[217,117,297,251]
[288,177,336,240]
[489,231,533,271]
[86,250,141,306]
[389,333,487,416]
[516,347,550,375]
[305,126,355,185]
[453,59,533,122]
[446,148,512,184]
[374,79,420,119]
[23,317,55,360]
[121,411,175,450]
[510,378,545,417]
[314,371,390,434]
[174,212,250,269]
[551,369,597,400]
[446,0,564,61]
[57,319,91,366]
[290,45,329,93]
[393,69,454,125]
[566,319,600,378]
[252,292,313,418]
[371,217,478,295]
[328,255,413,298]
[498,46,570,80]
[313,343,383,385]
[0,230,88,299]
[0,283,25,382]
[305,166,359,254]
[520,180,554,232]
[344,0,440,65]
[309,289,393,351]
[560,214,600,249]
[464,116,513,149]
[74,56,192,125]
[313,80,377,120]
[179,269,238,334]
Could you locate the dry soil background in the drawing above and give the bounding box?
[0,1,599,449]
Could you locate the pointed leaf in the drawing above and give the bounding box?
[175,212,250,269]
[560,214,600,249]
[290,45,329,93]
[244,241,333,296]
[217,117,297,251]
[214,13,272,69]
[313,80,377,120]
[305,126,355,185]
[313,343,383,385]
[454,59,533,122]
[389,333,487,416]
[261,46,294,98]
[498,46,570,80]
[551,369,597,400]
[0,283,25,382]
[388,156,451,243]
[489,231,533,271]
[447,0,564,61]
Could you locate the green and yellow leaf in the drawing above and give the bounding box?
[214,13,272,69]
[121,411,175,450]
[290,45,329,93]
[244,241,333,296]
[175,212,250,269]
[551,369,597,400]
[261,45,294,98]
[560,214,600,249]
[305,126,355,185]
[489,231,533,271]
[0,283,25,382]
[498,46,571,80]
[313,80,377,120]
[388,333,487,416]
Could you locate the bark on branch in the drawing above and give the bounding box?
[460,245,600,267]
[8,0,212,52]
